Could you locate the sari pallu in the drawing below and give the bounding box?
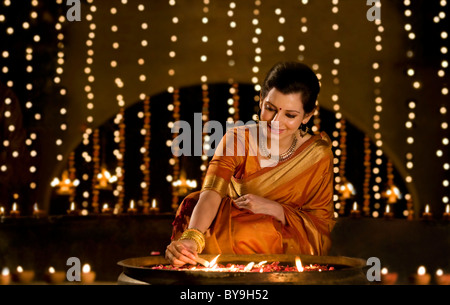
[172,126,336,256]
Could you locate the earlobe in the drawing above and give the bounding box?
[302,113,313,125]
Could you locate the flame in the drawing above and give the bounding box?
[417,266,426,276]
[151,199,157,209]
[244,262,255,272]
[436,269,443,276]
[48,267,55,274]
[425,204,430,214]
[295,256,304,272]
[208,254,220,268]
[381,267,388,275]
[82,264,91,273]
[1,267,9,276]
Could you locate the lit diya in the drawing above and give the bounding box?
[117,254,368,285]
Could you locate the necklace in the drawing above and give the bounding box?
[259,132,298,161]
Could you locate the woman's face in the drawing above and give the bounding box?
[259,88,313,141]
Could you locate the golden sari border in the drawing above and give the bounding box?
[230,135,331,198]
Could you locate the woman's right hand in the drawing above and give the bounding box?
[165,239,198,267]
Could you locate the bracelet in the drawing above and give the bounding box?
[179,228,206,253]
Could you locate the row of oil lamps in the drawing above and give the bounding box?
[0,199,161,217]
[4,201,449,219]
[1,263,448,285]
[349,201,450,220]
[0,264,96,285]
[381,266,450,285]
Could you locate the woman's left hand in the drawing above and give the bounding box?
[233,194,286,225]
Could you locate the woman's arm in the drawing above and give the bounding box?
[165,190,222,266]
[188,190,222,232]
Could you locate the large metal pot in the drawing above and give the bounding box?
[117,254,369,285]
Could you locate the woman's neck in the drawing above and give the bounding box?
[267,131,297,154]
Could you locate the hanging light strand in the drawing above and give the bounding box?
[362,136,372,216]
[167,0,180,212]
[200,84,210,181]
[116,105,126,212]
[226,1,236,68]
[402,0,418,219]
[54,0,68,164]
[371,1,385,217]
[25,0,41,201]
[91,128,100,213]
[199,0,210,180]
[79,0,97,209]
[169,89,181,212]
[168,0,178,78]
[329,0,345,216]
[274,7,286,53]
[251,0,262,100]
[141,97,151,213]
[297,1,308,63]
[434,0,449,209]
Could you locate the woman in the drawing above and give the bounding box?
[166,61,335,266]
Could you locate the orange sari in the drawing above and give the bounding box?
[172,125,335,255]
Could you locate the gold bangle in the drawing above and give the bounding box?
[179,228,205,253]
[180,231,204,253]
[185,229,205,252]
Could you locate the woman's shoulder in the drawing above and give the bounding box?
[311,131,333,157]
[316,131,332,146]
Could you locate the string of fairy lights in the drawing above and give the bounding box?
[327,0,346,216]
[297,4,307,64]
[110,3,122,212]
[434,0,449,212]
[110,0,129,213]
[226,2,240,124]
[251,0,262,102]
[226,2,236,69]
[26,0,41,208]
[370,1,385,218]
[53,0,66,164]
[297,2,322,136]
[24,0,40,208]
[136,3,152,214]
[402,0,418,218]
[166,0,180,211]
[199,0,210,180]
[274,7,286,54]
[77,0,97,212]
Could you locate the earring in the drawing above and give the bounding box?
[299,124,309,138]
